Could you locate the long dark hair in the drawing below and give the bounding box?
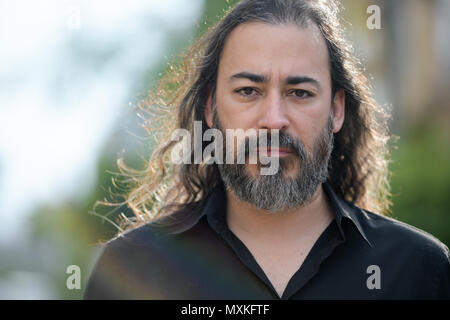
[95,0,391,234]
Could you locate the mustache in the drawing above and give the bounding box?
[236,130,307,160]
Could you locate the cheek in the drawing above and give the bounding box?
[287,104,330,150]
[216,92,255,129]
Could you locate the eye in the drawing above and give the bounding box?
[288,89,313,99]
[234,87,258,97]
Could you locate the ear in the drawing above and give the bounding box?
[204,86,213,129]
[332,89,345,133]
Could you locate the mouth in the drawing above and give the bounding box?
[257,147,294,157]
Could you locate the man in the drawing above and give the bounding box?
[84,0,450,299]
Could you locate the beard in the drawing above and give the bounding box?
[213,103,334,213]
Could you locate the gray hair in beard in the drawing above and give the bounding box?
[213,101,335,213]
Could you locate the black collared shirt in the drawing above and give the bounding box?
[84,182,450,299]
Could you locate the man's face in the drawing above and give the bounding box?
[205,22,345,211]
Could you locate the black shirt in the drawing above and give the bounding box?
[84,182,450,299]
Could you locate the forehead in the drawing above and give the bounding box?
[218,21,330,85]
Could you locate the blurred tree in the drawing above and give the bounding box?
[390,121,450,247]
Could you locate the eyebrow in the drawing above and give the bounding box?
[231,72,268,83]
[230,72,320,88]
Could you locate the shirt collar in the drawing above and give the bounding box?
[162,181,372,248]
[322,182,372,247]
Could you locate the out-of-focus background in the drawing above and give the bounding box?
[0,0,449,299]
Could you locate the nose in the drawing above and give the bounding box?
[256,89,289,131]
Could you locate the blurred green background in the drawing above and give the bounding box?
[0,0,449,299]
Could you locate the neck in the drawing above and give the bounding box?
[226,184,335,241]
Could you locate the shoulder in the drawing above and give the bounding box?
[104,222,169,250]
[106,207,209,246]
[92,207,214,270]
[355,206,449,284]
[84,216,209,299]
[359,207,449,257]
[345,205,450,298]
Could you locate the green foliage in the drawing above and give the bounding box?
[390,122,450,247]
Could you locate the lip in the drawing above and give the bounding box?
[258,147,293,157]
